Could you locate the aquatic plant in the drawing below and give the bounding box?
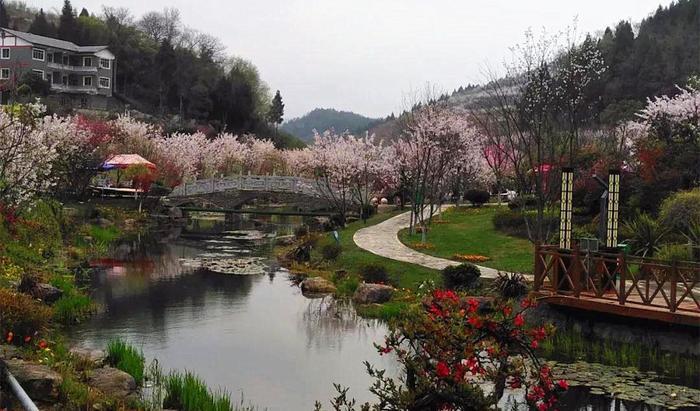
[106,339,145,385]
[164,371,237,411]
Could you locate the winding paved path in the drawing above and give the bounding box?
[353,207,502,278]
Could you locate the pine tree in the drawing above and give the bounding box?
[0,0,9,28]
[268,90,284,126]
[79,8,89,17]
[28,9,55,37]
[57,0,78,42]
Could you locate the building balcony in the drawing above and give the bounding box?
[47,62,98,73]
[50,83,99,94]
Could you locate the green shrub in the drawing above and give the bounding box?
[656,244,692,263]
[320,243,342,261]
[659,188,700,235]
[507,195,537,210]
[464,189,490,206]
[491,272,529,299]
[442,263,481,290]
[335,275,360,295]
[359,263,390,284]
[163,371,233,411]
[0,288,53,343]
[106,339,145,385]
[492,209,527,237]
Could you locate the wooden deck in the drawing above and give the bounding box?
[533,245,700,326]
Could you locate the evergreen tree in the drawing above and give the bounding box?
[79,8,89,17]
[0,0,9,28]
[57,0,78,42]
[268,90,284,126]
[28,9,55,37]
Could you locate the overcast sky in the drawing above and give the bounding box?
[30,0,671,119]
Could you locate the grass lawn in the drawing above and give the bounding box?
[398,206,534,273]
[309,210,442,290]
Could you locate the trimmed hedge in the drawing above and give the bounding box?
[464,189,490,206]
[442,263,481,290]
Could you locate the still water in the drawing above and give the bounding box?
[69,215,699,411]
[70,216,394,411]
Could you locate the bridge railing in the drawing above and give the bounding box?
[534,245,700,314]
[169,175,321,198]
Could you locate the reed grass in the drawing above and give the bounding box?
[106,339,145,385]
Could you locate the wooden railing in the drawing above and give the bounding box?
[534,245,700,315]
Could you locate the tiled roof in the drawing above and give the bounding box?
[1,28,109,53]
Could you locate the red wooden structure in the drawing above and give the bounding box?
[533,245,700,326]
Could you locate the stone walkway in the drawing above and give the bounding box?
[353,207,502,278]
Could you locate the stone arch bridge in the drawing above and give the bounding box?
[165,175,331,212]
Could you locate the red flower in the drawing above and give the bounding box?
[23,336,31,343]
[467,315,482,329]
[502,305,512,317]
[557,379,569,390]
[436,361,450,378]
[530,340,539,349]
[514,314,525,327]
[38,340,48,349]
[467,298,479,313]
[537,402,548,411]
[5,332,13,343]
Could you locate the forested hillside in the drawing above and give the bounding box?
[2,0,304,148]
[449,0,699,125]
[281,108,381,143]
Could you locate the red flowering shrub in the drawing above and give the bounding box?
[317,290,566,410]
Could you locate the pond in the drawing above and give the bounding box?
[70,214,700,411]
[70,215,394,410]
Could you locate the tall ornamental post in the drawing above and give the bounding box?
[559,167,574,249]
[605,169,621,248]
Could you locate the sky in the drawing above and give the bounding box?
[30,0,672,119]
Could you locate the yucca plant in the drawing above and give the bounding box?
[622,213,668,258]
[490,271,528,299]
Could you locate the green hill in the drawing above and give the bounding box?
[281,108,381,143]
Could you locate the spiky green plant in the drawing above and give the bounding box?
[622,214,668,257]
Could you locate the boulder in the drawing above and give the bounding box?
[353,283,394,304]
[300,277,337,295]
[29,283,63,304]
[4,359,62,402]
[69,347,106,367]
[87,367,138,401]
[0,344,22,360]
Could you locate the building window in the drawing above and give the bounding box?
[47,53,53,63]
[80,96,88,108]
[32,48,45,61]
[0,48,9,59]
[62,55,68,65]
[45,72,52,82]
[83,57,92,67]
[32,69,44,79]
[99,58,110,69]
[98,77,110,89]
[0,68,10,80]
[83,76,93,87]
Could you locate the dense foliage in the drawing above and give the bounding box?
[441,263,481,290]
[5,1,303,147]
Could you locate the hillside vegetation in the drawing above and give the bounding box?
[281,108,380,143]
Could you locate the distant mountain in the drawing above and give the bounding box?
[281,108,381,143]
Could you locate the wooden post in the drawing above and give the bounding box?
[571,246,582,297]
[552,251,560,293]
[534,245,544,290]
[618,253,626,305]
[670,262,678,312]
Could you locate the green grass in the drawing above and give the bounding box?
[106,339,145,385]
[164,371,257,411]
[398,206,534,273]
[310,210,441,290]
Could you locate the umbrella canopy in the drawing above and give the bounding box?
[100,154,156,171]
